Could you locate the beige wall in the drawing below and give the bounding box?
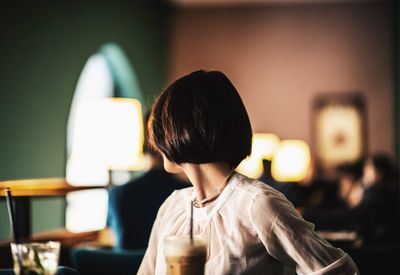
[168,2,394,157]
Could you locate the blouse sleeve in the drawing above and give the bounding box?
[137,191,177,275]
[250,189,359,275]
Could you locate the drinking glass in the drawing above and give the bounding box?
[10,241,61,275]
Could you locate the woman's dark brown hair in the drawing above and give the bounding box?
[148,70,252,168]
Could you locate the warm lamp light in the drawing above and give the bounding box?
[252,133,280,160]
[66,189,108,233]
[66,98,144,186]
[271,140,311,182]
[237,156,264,179]
[237,133,280,178]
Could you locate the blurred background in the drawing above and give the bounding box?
[0,0,399,272]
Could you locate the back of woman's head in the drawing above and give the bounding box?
[142,111,160,159]
[370,153,398,185]
[148,70,253,168]
[336,160,364,181]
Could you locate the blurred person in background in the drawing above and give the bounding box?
[337,161,364,210]
[302,153,399,246]
[355,153,400,245]
[107,112,189,250]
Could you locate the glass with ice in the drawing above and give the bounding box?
[10,241,61,275]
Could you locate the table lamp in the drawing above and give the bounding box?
[237,133,280,179]
[65,97,144,232]
[271,139,311,182]
[252,133,280,161]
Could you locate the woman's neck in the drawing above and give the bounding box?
[181,162,233,203]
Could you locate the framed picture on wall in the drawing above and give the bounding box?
[312,93,367,179]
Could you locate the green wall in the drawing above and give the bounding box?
[0,0,169,241]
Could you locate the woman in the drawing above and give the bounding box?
[138,70,359,274]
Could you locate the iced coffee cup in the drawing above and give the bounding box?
[164,235,207,275]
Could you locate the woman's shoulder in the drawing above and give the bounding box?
[158,186,193,213]
[234,172,295,215]
[234,173,287,200]
[172,185,193,199]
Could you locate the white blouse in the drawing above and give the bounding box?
[138,172,359,275]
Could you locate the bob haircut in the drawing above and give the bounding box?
[148,70,252,168]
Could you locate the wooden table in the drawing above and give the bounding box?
[0,178,104,241]
[0,228,111,268]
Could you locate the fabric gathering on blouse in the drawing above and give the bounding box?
[138,172,359,275]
